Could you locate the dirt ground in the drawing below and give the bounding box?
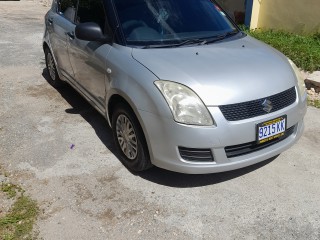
[0,1,320,239]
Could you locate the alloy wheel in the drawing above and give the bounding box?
[47,52,56,81]
[116,114,138,160]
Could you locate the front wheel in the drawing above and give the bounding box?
[112,104,152,172]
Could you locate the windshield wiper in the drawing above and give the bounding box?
[141,31,240,49]
[174,38,208,47]
[142,43,180,49]
[202,30,240,44]
[142,39,206,49]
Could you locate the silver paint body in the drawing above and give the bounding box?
[43,1,307,174]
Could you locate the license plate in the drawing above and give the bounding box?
[256,116,287,144]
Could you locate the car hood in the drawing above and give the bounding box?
[131,36,297,106]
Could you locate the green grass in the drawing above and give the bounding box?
[0,183,38,240]
[242,27,320,72]
[308,98,320,108]
[1,183,23,199]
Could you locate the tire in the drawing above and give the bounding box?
[44,47,62,88]
[112,103,152,172]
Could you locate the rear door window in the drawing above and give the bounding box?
[76,0,107,33]
[58,0,78,22]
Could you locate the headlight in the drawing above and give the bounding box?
[154,81,214,126]
[288,58,306,96]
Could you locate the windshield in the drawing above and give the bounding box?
[114,0,238,46]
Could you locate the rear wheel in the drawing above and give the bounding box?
[112,103,152,172]
[45,47,62,88]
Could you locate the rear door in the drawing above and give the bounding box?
[47,0,78,80]
[68,0,111,111]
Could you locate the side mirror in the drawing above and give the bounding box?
[75,22,111,43]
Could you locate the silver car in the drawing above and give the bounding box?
[43,0,307,174]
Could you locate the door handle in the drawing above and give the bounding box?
[67,32,75,40]
[48,18,53,25]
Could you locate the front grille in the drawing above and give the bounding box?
[219,87,296,121]
[178,147,214,162]
[225,125,296,158]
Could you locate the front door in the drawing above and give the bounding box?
[68,0,111,112]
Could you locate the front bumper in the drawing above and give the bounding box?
[139,90,307,174]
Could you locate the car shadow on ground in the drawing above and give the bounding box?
[137,156,277,188]
[42,69,278,188]
[42,69,118,156]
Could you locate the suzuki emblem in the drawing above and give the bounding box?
[262,99,273,113]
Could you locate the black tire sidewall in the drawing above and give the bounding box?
[112,104,151,172]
